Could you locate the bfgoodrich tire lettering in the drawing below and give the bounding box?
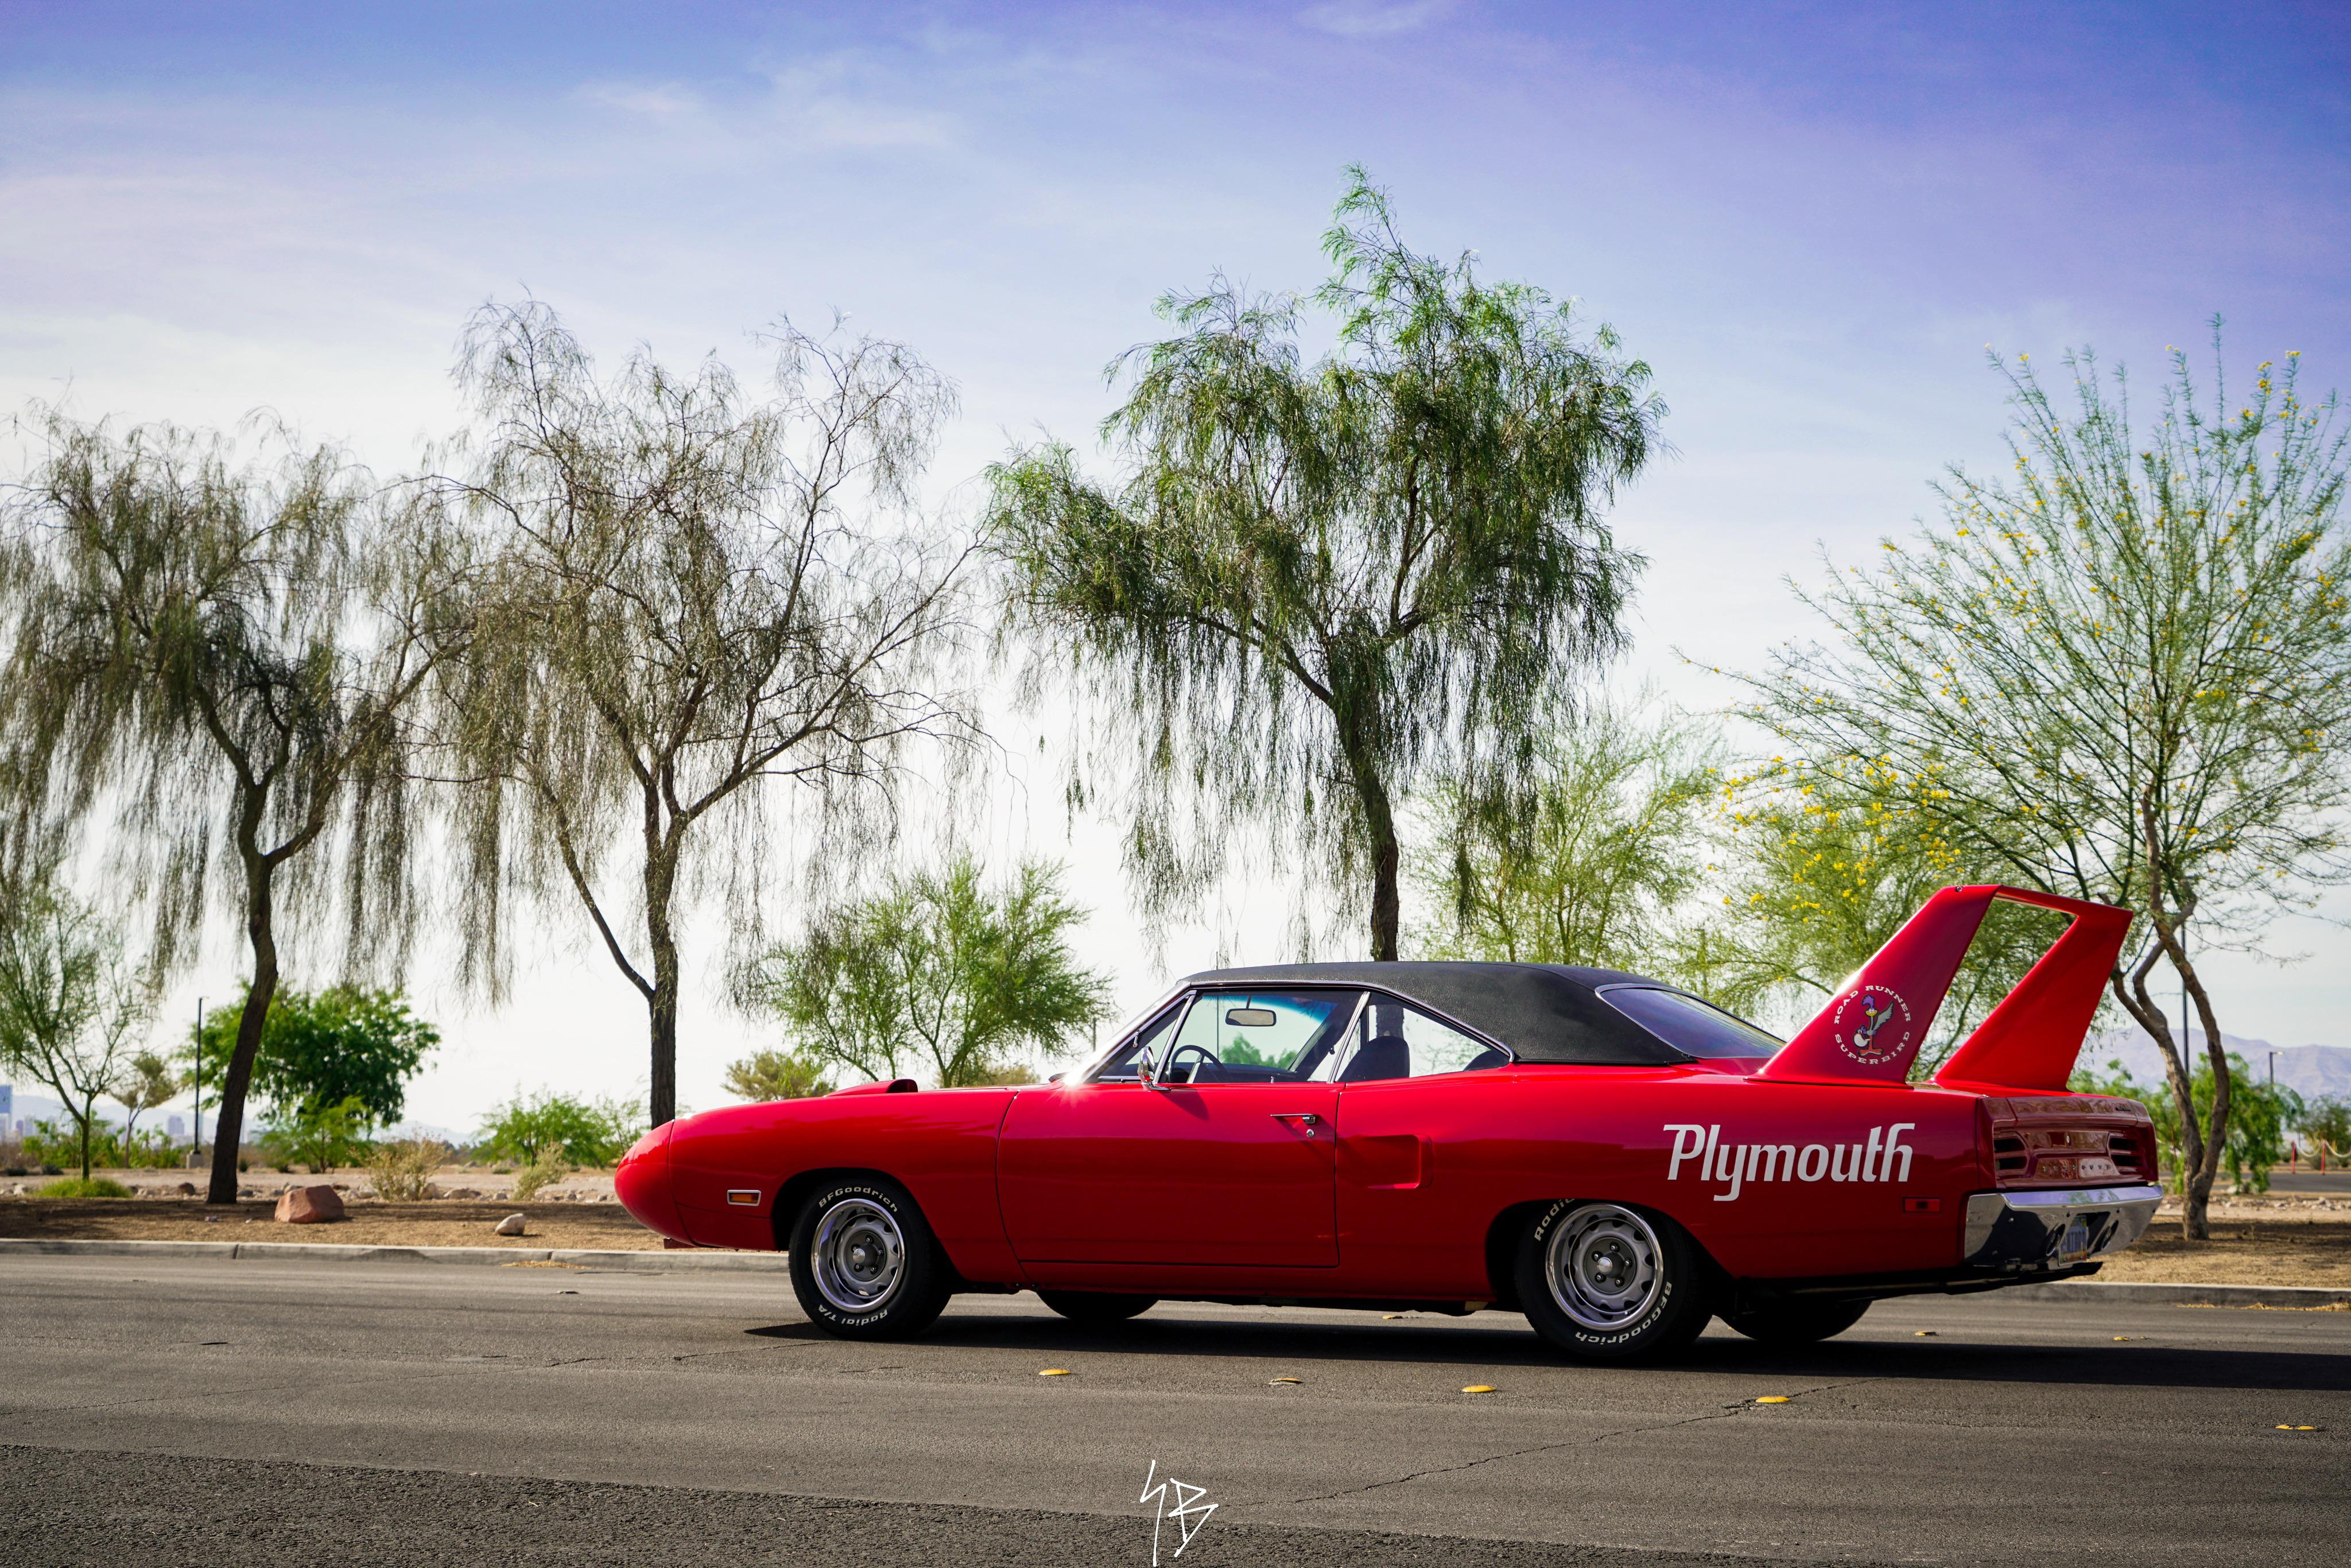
[1515,1200,1713,1363]
[788,1176,951,1340]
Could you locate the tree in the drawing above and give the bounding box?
[0,414,469,1202]
[0,879,154,1180]
[1416,698,1714,970]
[1735,334,2351,1236]
[476,1090,642,1169]
[986,168,1662,960]
[1686,775,2070,1072]
[186,983,437,1127]
[723,1048,835,1102]
[2300,1095,2351,1159]
[740,856,1113,1087]
[433,303,973,1126]
[2074,1052,2304,1194]
[112,1050,183,1144]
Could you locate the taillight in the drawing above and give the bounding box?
[1982,1095,2155,1187]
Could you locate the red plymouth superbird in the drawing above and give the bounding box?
[617,884,2162,1361]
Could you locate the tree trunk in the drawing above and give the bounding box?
[2171,947,2232,1243]
[1337,719,1402,962]
[645,841,682,1127]
[77,1104,94,1181]
[207,857,279,1206]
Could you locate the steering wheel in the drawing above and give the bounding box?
[1164,1043,1217,1084]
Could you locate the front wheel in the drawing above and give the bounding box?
[1725,1298,1871,1345]
[788,1176,951,1340]
[1038,1290,1156,1324]
[1515,1200,1713,1363]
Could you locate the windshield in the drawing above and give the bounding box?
[1600,987,1782,1059]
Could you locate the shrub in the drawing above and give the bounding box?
[20,1119,184,1171]
[39,1176,134,1198]
[478,1092,641,1169]
[258,1096,376,1174]
[721,1049,834,1102]
[512,1159,575,1201]
[366,1136,452,1201]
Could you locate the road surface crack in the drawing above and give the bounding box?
[1281,1378,1876,1505]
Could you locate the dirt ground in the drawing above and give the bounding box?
[6,1191,2351,1284]
[0,1197,664,1250]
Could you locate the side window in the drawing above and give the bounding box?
[1092,990,1363,1084]
[1340,998,1508,1081]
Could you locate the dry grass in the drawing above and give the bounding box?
[0,1197,665,1249]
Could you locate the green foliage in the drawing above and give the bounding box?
[0,877,154,1179]
[1417,698,1714,972]
[1734,332,2351,1226]
[259,1095,375,1174]
[1692,775,2071,1074]
[986,168,1661,960]
[2298,1095,2351,1155]
[38,1175,134,1198]
[721,1049,835,1103]
[112,1050,183,1142]
[2073,1053,2304,1193]
[741,856,1114,1087]
[188,983,437,1125]
[476,1090,642,1169]
[20,1118,184,1171]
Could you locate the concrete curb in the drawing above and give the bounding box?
[1996,1278,2351,1310]
[4,1237,2346,1307]
[0,1237,790,1273]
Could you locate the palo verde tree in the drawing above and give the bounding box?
[1416,697,1715,971]
[0,414,470,1203]
[1735,333,2351,1236]
[0,874,154,1181]
[986,169,1662,960]
[433,303,973,1126]
[739,855,1112,1088]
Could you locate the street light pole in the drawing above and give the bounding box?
[190,996,204,1169]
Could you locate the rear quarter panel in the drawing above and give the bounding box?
[666,1089,1020,1282]
[1338,1067,1984,1295]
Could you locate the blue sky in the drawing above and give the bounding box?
[4,2,2348,1126]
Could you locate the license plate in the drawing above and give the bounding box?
[2057,1217,2093,1263]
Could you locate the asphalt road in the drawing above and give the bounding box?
[3,1254,2345,1567]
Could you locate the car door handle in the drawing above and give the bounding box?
[1271,1113,1323,1138]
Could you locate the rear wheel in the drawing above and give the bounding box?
[788,1176,951,1340]
[1038,1290,1157,1324]
[1725,1298,1871,1345]
[1516,1200,1713,1363]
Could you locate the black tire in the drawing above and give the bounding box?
[1515,1200,1714,1363]
[787,1175,952,1340]
[1725,1298,1871,1345]
[1038,1290,1157,1324]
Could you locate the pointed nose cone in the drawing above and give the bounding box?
[615,1120,685,1242]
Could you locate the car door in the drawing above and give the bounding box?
[996,988,1360,1267]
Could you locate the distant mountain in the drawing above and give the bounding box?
[2079,1028,2351,1102]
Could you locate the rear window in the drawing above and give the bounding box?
[1600,987,1782,1059]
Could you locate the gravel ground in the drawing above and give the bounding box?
[0,1197,662,1249]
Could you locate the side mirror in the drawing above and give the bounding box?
[1136,1046,1164,1090]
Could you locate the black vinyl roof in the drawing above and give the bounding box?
[1176,961,1696,1066]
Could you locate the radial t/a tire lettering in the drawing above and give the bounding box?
[1515,1200,1713,1363]
[787,1175,951,1340]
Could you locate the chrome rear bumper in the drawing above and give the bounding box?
[1963,1184,2164,1272]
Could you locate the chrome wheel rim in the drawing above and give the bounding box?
[1545,1203,1663,1330]
[812,1198,905,1315]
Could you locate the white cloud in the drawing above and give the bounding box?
[1298,0,1458,38]
[576,80,705,119]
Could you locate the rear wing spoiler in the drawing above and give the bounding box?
[1753,884,2133,1091]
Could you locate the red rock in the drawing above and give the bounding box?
[273,1185,346,1224]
